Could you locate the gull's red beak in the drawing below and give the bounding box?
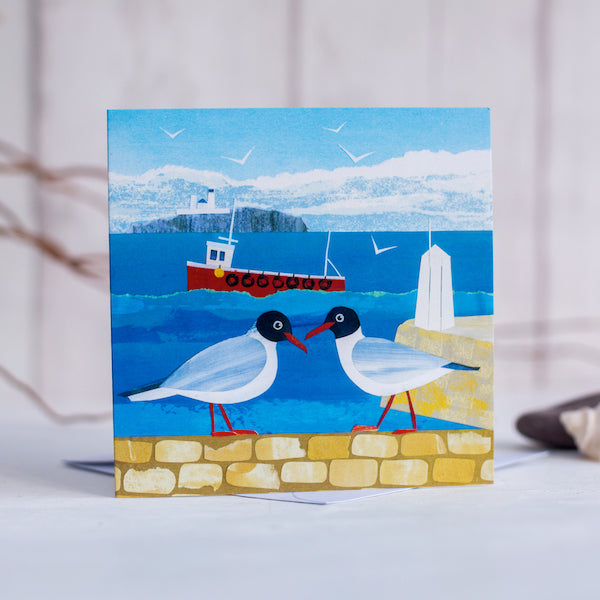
[305,321,334,340]
[284,332,308,353]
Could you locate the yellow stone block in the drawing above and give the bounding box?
[179,463,222,491]
[307,435,350,460]
[255,437,306,460]
[115,466,121,492]
[204,439,252,462]
[281,461,328,484]
[432,458,475,483]
[114,440,153,463]
[155,440,203,463]
[400,433,446,456]
[226,463,280,490]
[480,459,494,481]
[380,459,429,486]
[447,431,492,455]
[329,459,378,488]
[351,434,398,458]
[123,467,176,494]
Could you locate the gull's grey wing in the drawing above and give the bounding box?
[162,334,267,392]
[352,337,448,383]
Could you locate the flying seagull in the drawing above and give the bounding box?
[306,307,478,434]
[322,121,346,133]
[124,311,307,436]
[338,144,374,164]
[160,127,185,139]
[222,147,254,165]
[371,235,398,256]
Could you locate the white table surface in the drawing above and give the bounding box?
[0,410,598,600]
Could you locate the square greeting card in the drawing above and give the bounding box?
[108,108,493,497]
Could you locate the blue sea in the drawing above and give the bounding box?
[110,231,493,437]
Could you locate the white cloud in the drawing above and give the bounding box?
[237,150,491,190]
[109,149,491,191]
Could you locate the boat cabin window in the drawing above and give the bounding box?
[210,249,218,261]
[219,251,226,261]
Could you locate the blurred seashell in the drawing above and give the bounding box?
[559,405,600,461]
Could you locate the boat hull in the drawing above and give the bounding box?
[187,263,346,297]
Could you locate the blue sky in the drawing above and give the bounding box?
[107,108,490,178]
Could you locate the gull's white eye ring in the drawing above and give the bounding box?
[335,313,344,323]
[273,320,284,330]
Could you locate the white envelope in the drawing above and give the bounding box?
[65,448,548,505]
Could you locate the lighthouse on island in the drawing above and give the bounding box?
[176,188,229,215]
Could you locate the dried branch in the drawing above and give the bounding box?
[0,223,106,280]
[0,138,106,181]
[0,363,111,424]
[0,198,23,227]
[0,138,107,212]
[0,142,111,423]
[496,341,600,366]
[496,317,600,337]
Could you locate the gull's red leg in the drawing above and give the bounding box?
[219,403,258,436]
[352,395,396,432]
[377,395,396,428]
[210,403,238,437]
[393,390,417,435]
[219,404,234,431]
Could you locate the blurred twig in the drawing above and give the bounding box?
[496,341,600,366]
[0,198,108,281]
[0,363,111,423]
[0,138,107,212]
[1,140,110,422]
[496,317,600,337]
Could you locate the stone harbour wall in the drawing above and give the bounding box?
[114,429,493,497]
[391,316,494,429]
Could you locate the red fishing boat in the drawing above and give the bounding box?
[186,203,345,298]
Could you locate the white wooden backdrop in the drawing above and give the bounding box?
[1,0,599,426]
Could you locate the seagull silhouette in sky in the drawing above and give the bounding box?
[338,144,374,164]
[160,127,185,139]
[222,147,254,165]
[322,121,346,133]
[371,235,398,256]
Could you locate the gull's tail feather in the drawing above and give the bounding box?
[443,362,480,371]
[120,379,172,401]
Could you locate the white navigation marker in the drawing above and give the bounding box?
[414,220,455,331]
[160,127,185,139]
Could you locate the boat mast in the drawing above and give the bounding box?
[428,217,431,250]
[323,231,342,278]
[323,231,331,277]
[218,201,238,245]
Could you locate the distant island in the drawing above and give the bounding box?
[130,207,308,233]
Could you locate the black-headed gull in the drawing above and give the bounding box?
[371,235,397,255]
[160,127,185,139]
[221,147,254,165]
[338,144,374,164]
[125,311,307,436]
[305,307,478,434]
[322,121,346,133]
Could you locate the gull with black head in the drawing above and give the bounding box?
[305,306,478,433]
[124,311,307,436]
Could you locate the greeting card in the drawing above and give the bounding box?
[108,108,493,497]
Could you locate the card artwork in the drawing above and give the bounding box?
[108,108,494,497]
